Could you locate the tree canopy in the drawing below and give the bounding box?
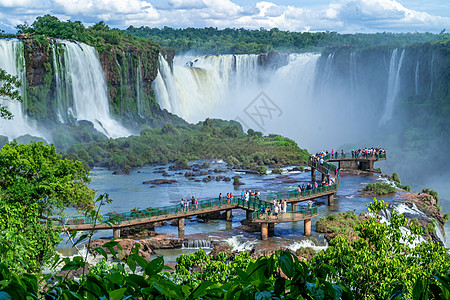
[0,141,95,272]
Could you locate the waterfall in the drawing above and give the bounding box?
[0,39,43,140]
[379,48,405,125]
[182,239,213,249]
[414,61,419,96]
[349,52,358,104]
[57,40,131,138]
[153,54,260,123]
[136,59,145,118]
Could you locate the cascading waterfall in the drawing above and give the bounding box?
[415,61,420,96]
[349,52,358,104]
[0,39,43,140]
[52,43,74,123]
[136,59,145,118]
[57,40,130,138]
[379,48,406,125]
[153,54,260,123]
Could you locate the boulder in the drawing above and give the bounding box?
[143,179,178,185]
[112,168,130,175]
[209,243,233,257]
[89,238,153,261]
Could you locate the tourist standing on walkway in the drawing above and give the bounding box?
[282,200,287,213]
[219,193,223,204]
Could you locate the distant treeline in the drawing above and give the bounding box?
[126,26,450,54]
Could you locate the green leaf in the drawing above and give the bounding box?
[145,256,164,276]
[109,288,127,300]
[94,247,108,260]
[255,291,272,300]
[278,253,294,278]
[126,256,136,273]
[0,292,12,300]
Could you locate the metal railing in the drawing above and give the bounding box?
[323,153,386,160]
[252,206,318,221]
[65,158,340,227]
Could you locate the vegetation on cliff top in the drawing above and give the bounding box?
[62,118,309,171]
[13,15,183,128]
[126,26,450,54]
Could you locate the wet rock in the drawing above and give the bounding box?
[202,175,215,183]
[223,177,231,182]
[214,168,226,173]
[89,238,153,261]
[112,168,130,175]
[162,171,170,176]
[141,235,183,249]
[209,243,233,257]
[216,175,225,181]
[143,179,178,185]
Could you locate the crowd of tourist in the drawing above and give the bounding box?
[310,148,386,161]
[179,196,199,212]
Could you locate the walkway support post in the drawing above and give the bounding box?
[178,218,185,235]
[322,172,326,182]
[113,228,121,239]
[268,223,275,236]
[261,223,268,240]
[246,210,253,221]
[328,194,334,205]
[311,167,316,182]
[304,219,311,236]
[226,209,232,221]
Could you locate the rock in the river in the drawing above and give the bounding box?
[89,238,153,261]
[143,179,178,185]
[209,243,233,257]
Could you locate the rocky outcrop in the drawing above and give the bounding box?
[143,179,178,185]
[209,243,233,257]
[89,238,153,261]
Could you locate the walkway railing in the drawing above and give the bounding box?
[65,158,340,227]
[252,206,318,222]
[324,153,386,160]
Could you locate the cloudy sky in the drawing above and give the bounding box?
[0,0,449,33]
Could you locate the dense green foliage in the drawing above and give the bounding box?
[311,199,449,299]
[63,119,309,170]
[364,181,397,194]
[173,249,256,286]
[0,141,95,273]
[316,211,366,243]
[127,26,449,54]
[17,15,152,51]
[0,67,22,119]
[1,199,449,299]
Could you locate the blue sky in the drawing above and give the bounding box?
[0,0,449,33]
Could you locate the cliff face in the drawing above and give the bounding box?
[19,37,183,129]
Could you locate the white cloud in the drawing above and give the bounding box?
[0,0,448,33]
[154,0,206,10]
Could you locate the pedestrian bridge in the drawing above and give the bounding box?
[62,153,366,240]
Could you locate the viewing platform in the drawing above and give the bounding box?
[324,153,386,171]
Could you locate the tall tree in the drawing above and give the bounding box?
[0,141,95,273]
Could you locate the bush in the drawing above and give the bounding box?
[391,173,401,183]
[364,182,397,195]
[272,167,283,174]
